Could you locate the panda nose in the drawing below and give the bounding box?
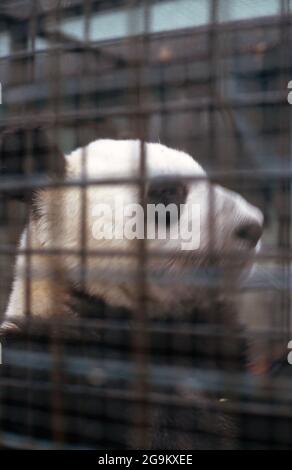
[234,220,263,247]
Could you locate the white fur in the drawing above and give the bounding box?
[4,140,263,321]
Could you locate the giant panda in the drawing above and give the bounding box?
[0,128,264,449]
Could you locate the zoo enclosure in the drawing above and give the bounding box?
[0,0,291,449]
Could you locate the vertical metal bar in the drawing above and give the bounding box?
[128,0,151,449]
[207,0,221,361]
[23,0,38,446]
[48,0,65,446]
[79,0,91,292]
[78,0,91,441]
[279,0,291,342]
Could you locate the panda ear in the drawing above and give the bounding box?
[0,125,66,201]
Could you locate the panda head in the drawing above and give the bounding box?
[30,138,263,316]
[1,130,263,322]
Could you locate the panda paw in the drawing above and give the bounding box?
[0,320,21,336]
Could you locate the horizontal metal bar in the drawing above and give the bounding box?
[0,91,287,129]
[0,243,290,263]
[2,356,291,405]
[6,315,289,338]
[0,169,291,198]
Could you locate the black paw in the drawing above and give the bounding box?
[0,321,21,337]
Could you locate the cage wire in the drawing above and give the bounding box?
[0,0,291,450]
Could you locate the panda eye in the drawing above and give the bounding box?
[147,181,187,206]
[147,180,188,225]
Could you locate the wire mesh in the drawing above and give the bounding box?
[0,0,291,450]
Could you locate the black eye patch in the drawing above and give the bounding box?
[147,181,187,206]
[147,181,188,226]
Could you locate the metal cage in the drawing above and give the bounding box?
[0,0,291,450]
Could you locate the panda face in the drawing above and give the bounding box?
[3,139,263,322]
[33,140,262,315]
